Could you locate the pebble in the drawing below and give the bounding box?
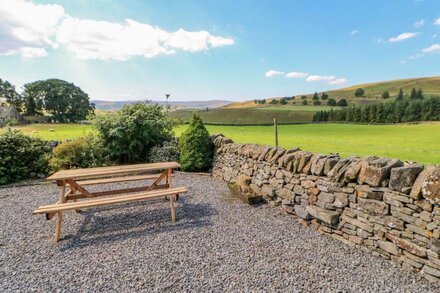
[1,173,439,292]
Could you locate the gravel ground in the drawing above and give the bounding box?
[1,173,440,292]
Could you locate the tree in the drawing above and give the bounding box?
[313,100,321,106]
[269,99,279,104]
[354,88,365,97]
[382,91,390,99]
[396,88,404,101]
[337,99,348,107]
[93,102,173,163]
[312,92,319,100]
[410,88,417,100]
[302,100,308,105]
[321,93,328,100]
[416,88,424,100]
[179,114,213,172]
[280,98,288,105]
[0,78,24,113]
[23,79,93,122]
[301,95,307,100]
[327,99,337,106]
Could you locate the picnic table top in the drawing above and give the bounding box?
[46,162,181,181]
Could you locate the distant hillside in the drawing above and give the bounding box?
[225,76,440,108]
[91,99,232,111]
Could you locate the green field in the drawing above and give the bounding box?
[3,124,92,140]
[260,105,334,112]
[169,107,315,124]
[175,123,440,164]
[3,122,440,164]
[226,76,440,108]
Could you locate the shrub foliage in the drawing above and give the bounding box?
[49,134,109,172]
[0,129,51,185]
[93,102,173,164]
[148,139,180,163]
[179,114,213,172]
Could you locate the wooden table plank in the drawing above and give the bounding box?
[46,162,180,181]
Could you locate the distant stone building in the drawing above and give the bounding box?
[0,106,22,124]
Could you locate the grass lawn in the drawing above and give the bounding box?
[175,123,440,164]
[3,122,440,164]
[169,107,315,124]
[260,105,334,112]
[2,124,92,141]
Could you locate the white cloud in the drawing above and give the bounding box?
[306,75,347,85]
[329,78,348,85]
[350,30,359,36]
[434,17,440,26]
[286,71,308,78]
[421,44,440,54]
[414,19,425,28]
[0,0,64,56]
[306,75,335,82]
[388,32,418,42]
[265,70,285,78]
[406,43,440,61]
[0,0,233,59]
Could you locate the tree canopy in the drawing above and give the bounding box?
[0,78,24,113]
[23,79,93,121]
[313,96,440,123]
[354,88,365,97]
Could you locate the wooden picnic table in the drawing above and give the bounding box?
[34,162,187,243]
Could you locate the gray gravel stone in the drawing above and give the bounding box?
[1,173,439,292]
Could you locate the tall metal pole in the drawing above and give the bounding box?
[165,94,170,113]
[274,117,278,147]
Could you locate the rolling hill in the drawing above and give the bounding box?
[91,99,232,111]
[170,76,440,125]
[224,76,440,108]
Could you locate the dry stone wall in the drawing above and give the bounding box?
[211,134,440,283]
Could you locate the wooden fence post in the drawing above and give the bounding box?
[274,117,278,147]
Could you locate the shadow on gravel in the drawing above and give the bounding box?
[58,197,215,251]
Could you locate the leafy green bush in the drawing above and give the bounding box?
[49,134,109,172]
[0,129,51,185]
[93,102,173,164]
[179,114,213,172]
[148,139,180,163]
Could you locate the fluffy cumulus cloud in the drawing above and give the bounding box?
[434,17,440,26]
[0,0,234,59]
[265,70,285,77]
[388,32,418,42]
[265,70,347,85]
[0,0,64,57]
[286,71,308,78]
[306,75,347,85]
[421,44,440,54]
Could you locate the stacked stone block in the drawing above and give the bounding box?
[211,134,440,282]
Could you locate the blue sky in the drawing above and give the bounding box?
[1,0,440,101]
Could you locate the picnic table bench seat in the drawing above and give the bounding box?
[33,187,188,214]
[71,173,173,186]
[33,162,185,243]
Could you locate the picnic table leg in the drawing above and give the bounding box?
[170,194,176,223]
[166,168,179,201]
[70,186,81,213]
[54,184,66,243]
